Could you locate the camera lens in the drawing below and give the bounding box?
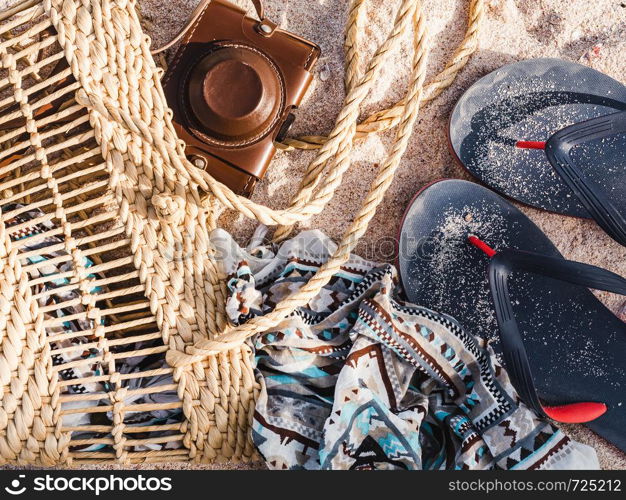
[187,44,284,145]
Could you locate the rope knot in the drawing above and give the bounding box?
[151,193,186,225]
[166,336,248,367]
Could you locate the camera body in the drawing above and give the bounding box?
[162,0,320,196]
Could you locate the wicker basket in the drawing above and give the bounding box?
[0,0,482,465]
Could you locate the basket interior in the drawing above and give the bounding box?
[0,4,188,464]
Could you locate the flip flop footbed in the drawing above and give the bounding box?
[398,179,625,451]
[450,58,626,217]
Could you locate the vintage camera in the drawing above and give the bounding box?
[162,0,320,196]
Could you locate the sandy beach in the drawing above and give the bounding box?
[1,0,624,470]
[132,0,626,470]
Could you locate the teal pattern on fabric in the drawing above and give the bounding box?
[211,229,599,470]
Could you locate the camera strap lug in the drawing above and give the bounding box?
[256,18,277,37]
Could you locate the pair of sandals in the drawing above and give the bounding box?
[397,59,626,453]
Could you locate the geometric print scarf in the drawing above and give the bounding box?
[211,229,599,470]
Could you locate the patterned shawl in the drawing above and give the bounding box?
[211,228,599,470]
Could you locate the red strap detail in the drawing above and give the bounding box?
[467,235,607,425]
[542,402,608,424]
[516,140,546,150]
[468,235,497,258]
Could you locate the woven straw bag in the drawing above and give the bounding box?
[0,0,483,465]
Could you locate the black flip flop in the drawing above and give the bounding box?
[449,58,626,246]
[397,179,626,452]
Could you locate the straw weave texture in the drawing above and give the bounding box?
[0,0,482,465]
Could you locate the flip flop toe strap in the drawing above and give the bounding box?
[545,111,626,247]
[487,248,626,423]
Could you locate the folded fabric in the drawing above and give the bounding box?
[211,228,599,470]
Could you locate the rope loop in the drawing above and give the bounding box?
[183,0,485,234]
[169,0,486,367]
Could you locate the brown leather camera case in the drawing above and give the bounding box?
[162,0,320,196]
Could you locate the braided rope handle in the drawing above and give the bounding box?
[279,0,485,151]
[272,0,484,240]
[167,0,484,368]
[183,0,484,231]
[185,0,421,227]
